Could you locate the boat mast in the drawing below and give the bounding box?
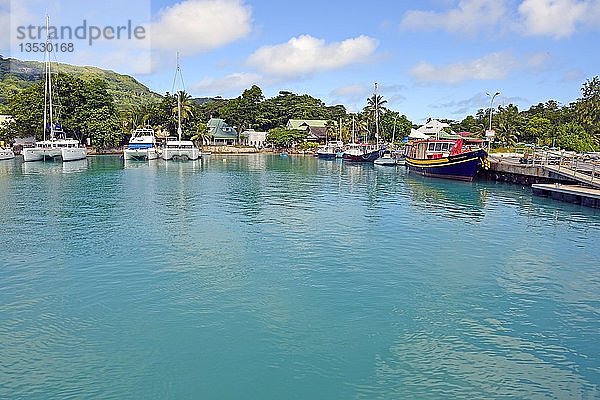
[374,82,379,147]
[352,115,355,143]
[175,52,182,141]
[44,15,54,141]
[392,115,397,144]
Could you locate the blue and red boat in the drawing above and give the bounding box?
[342,143,381,162]
[405,138,488,181]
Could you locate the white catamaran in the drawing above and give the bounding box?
[123,126,159,161]
[161,53,200,161]
[23,16,87,163]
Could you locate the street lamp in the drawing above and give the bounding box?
[486,91,500,131]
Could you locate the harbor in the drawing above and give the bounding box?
[1,154,599,399]
[1,2,599,397]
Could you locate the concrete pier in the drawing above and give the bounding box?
[484,154,577,185]
[532,184,600,208]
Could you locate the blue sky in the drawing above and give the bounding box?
[2,0,600,124]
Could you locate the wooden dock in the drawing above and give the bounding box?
[532,184,600,208]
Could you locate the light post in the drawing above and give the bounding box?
[486,91,500,131]
[486,91,500,151]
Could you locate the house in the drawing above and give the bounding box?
[241,129,267,148]
[285,119,334,143]
[417,119,452,137]
[206,118,239,145]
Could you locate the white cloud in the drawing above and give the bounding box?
[400,0,507,35]
[191,72,263,96]
[526,51,551,69]
[518,0,599,38]
[247,34,378,77]
[150,0,251,53]
[409,52,517,84]
[1,1,35,53]
[330,84,370,99]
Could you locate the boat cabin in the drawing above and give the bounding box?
[407,138,485,160]
[407,140,456,159]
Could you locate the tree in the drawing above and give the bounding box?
[555,122,596,152]
[6,73,121,147]
[266,128,306,148]
[572,76,600,145]
[324,120,337,142]
[221,85,265,142]
[379,110,412,142]
[364,91,387,139]
[190,121,208,146]
[172,90,195,136]
[522,116,552,145]
[493,104,522,147]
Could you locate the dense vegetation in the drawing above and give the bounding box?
[452,77,600,152]
[1,55,599,152]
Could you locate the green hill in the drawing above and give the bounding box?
[0,55,161,113]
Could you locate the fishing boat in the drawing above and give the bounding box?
[316,143,337,159]
[162,53,200,161]
[374,149,397,165]
[123,126,159,161]
[0,145,14,160]
[343,83,383,163]
[395,151,406,166]
[405,138,487,181]
[23,16,87,163]
[342,143,381,162]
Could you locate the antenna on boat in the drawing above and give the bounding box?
[172,51,184,141]
[374,82,379,147]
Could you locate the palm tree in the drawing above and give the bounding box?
[324,120,336,143]
[172,91,194,123]
[365,90,387,140]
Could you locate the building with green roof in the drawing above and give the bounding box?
[206,118,239,145]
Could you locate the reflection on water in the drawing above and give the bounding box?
[403,174,489,220]
[21,158,89,175]
[370,328,597,398]
[1,154,600,399]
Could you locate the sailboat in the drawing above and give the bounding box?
[343,83,382,163]
[22,16,87,163]
[316,123,336,159]
[161,53,200,161]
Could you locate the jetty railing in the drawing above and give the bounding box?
[521,148,600,186]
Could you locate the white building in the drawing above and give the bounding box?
[242,129,267,148]
[417,119,451,136]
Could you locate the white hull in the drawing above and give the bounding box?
[162,147,200,161]
[374,157,397,166]
[62,147,87,161]
[23,145,87,162]
[123,147,159,161]
[0,148,15,160]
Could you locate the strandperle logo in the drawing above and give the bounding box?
[15,19,146,46]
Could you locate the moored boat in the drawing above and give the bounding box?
[0,145,14,160]
[342,143,381,162]
[124,127,159,161]
[162,136,200,161]
[405,138,487,181]
[23,16,86,163]
[373,149,397,165]
[316,143,337,159]
[161,53,200,162]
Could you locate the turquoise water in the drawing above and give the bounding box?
[1,155,599,399]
